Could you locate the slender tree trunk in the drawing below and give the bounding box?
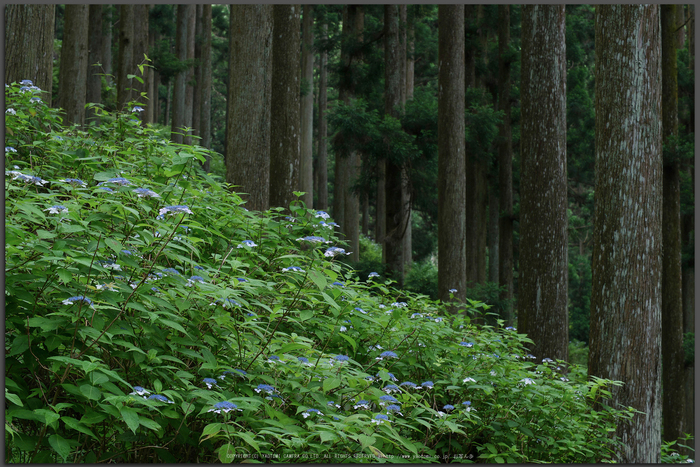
[269,5,301,211]
[317,22,329,211]
[171,4,191,143]
[146,24,156,125]
[677,4,686,49]
[86,5,103,124]
[464,5,476,89]
[58,5,89,127]
[102,6,112,81]
[518,5,568,364]
[226,5,273,211]
[589,5,662,463]
[184,6,196,145]
[437,4,466,305]
[497,4,514,326]
[406,7,415,101]
[362,192,369,236]
[300,5,315,208]
[192,4,203,141]
[661,4,685,446]
[200,4,212,162]
[5,5,55,106]
[117,5,134,111]
[165,81,172,130]
[487,187,499,285]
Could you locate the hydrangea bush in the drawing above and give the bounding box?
[5,82,692,463]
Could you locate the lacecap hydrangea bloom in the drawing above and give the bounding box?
[148,394,174,404]
[314,210,330,219]
[324,247,351,257]
[45,205,68,214]
[297,235,327,243]
[302,408,324,418]
[237,240,257,248]
[133,188,160,198]
[208,401,241,413]
[62,295,94,307]
[371,414,390,425]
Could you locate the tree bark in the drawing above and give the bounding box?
[192,4,203,140]
[117,5,134,111]
[661,4,685,446]
[487,187,499,285]
[5,5,55,107]
[518,5,568,364]
[200,5,213,159]
[437,4,466,305]
[171,4,191,143]
[589,5,662,463]
[269,5,301,211]
[101,6,112,80]
[317,22,329,211]
[226,5,273,211]
[497,4,514,326]
[184,6,196,145]
[58,5,89,127]
[86,5,103,124]
[300,5,315,209]
[406,7,415,101]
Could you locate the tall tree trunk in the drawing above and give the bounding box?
[192,4,203,141]
[165,81,172,130]
[487,187,499,285]
[5,5,55,107]
[437,4,466,305]
[146,23,156,125]
[133,4,149,122]
[171,4,191,143]
[661,4,685,447]
[184,6,196,145]
[269,5,301,211]
[464,5,476,89]
[384,4,406,285]
[362,192,369,236]
[406,7,415,101]
[497,4,514,326]
[589,5,662,463]
[117,5,134,111]
[58,5,89,127]
[300,5,315,208]
[317,22,329,211]
[200,4,213,163]
[518,5,568,364]
[86,5,103,124]
[101,6,112,81]
[226,5,273,211]
[677,4,686,49]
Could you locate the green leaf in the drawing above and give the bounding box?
[105,238,122,254]
[48,434,72,461]
[234,431,260,453]
[120,406,140,434]
[139,417,162,432]
[485,443,497,455]
[323,377,341,393]
[5,390,23,407]
[358,434,376,448]
[200,422,223,442]
[61,416,97,439]
[33,408,60,426]
[218,443,236,463]
[308,270,327,291]
[79,384,101,400]
[57,269,72,283]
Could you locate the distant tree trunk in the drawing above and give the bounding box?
[165,81,172,130]
[437,4,466,305]
[58,5,89,127]
[677,4,686,49]
[200,4,212,163]
[406,7,415,101]
[487,188,499,285]
[518,5,568,364]
[661,4,685,447]
[497,4,514,326]
[464,5,476,89]
[102,6,112,80]
[117,5,134,111]
[589,5,662,463]
[184,6,196,145]
[5,5,55,107]
[226,5,273,211]
[269,5,301,211]
[86,5,102,124]
[317,22,329,211]
[133,5,149,122]
[171,4,191,143]
[146,21,156,126]
[300,5,315,208]
[399,4,412,269]
[362,193,369,236]
[192,5,203,140]
[384,4,406,285]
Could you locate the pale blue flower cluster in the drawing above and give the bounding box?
[208,401,241,413]
[237,240,257,248]
[6,170,48,186]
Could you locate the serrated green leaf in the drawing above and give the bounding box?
[234,431,260,453]
[48,434,72,461]
[33,409,60,426]
[323,377,341,393]
[105,238,122,253]
[120,406,140,434]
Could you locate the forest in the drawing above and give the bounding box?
[3,4,695,463]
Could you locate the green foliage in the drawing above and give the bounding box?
[404,259,438,300]
[660,434,695,464]
[683,333,694,366]
[5,81,644,464]
[568,339,589,368]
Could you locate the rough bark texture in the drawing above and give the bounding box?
[518,5,568,364]
[86,5,103,123]
[184,6,196,145]
[661,4,685,446]
[399,5,412,269]
[147,26,156,126]
[497,5,514,326]
[437,4,466,305]
[300,5,315,209]
[464,5,476,89]
[58,5,89,127]
[384,5,406,285]
[200,5,212,157]
[589,5,662,463]
[317,22,329,210]
[192,5,203,140]
[5,5,55,107]
[101,6,112,80]
[269,5,301,211]
[487,187,499,285]
[406,9,415,101]
[171,4,190,143]
[226,5,273,211]
[117,5,134,112]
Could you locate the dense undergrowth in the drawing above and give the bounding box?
[5,82,694,463]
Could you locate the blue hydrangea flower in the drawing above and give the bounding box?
[542,358,554,363]
[462,401,471,406]
[267,355,281,363]
[254,384,276,395]
[327,400,341,409]
[302,408,324,418]
[237,240,257,248]
[385,404,403,416]
[354,307,367,314]
[186,275,205,287]
[526,354,537,360]
[505,326,516,331]
[60,178,86,187]
[334,355,350,362]
[282,266,305,272]
[520,378,535,385]
[62,295,94,307]
[194,265,204,270]
[297,235,327,243]
[162,268,180,275]
[399,381,417,390]
[5,108,16,115]
[383,384,400,394]
[45,205,68,214]
[443,404,455,411]
[463,377,476,383]
[158,205,193,217]
[133,188,160,198]
[460,342,474,348]
[420,381,434,389]
[148,394,174,404]
[151,287,160,293]
[203,378,218,389]
[315,211,330,219]
[331,281,345,288]
[99,177,131,186]
[19,79,33,85]
[208,401,241,413]
[97,186,114,192]
[339,326,347,332]
[325,247,351,257]
[449,288,457,293]
[30,97,42,103]
[130,386,150,396]
[132,106,144,112]
[371,413,390,425]
[353,400,371,410]
[368,272,380,279]
[376,372,398,382]
[297,357,311,366]
[377,351,398,360]
[5,146,17,153]
[379,395,399,406]
[391,302,408,308]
